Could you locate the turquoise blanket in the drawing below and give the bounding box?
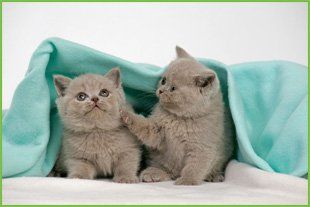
[3,38,307,178]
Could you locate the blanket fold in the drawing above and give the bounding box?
[3,38,307,178]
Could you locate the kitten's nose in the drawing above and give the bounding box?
[159,90,163,94]
[91,97,99,103]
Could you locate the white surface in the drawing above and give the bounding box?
[2,2,308,109]
[3,160,307,205]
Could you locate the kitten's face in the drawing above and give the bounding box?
[54,68,124,131]
[156,47,219,117]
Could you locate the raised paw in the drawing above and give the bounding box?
[140,168,171,183]
[174,177,203,186]
[119,109,133,125]
[113,175,139,184]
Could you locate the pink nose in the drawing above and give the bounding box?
[91,97,99,103]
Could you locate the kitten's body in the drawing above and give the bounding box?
[146,103,231,181]
[53,68,140,183]
[121,47,234,185]
[57,125,140,181]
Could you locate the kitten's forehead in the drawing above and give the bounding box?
[68,74,114,93]
[164,59,206,84]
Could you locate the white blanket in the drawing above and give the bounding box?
[3,160,307,204]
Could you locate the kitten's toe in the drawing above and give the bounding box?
[140,171,171,182]
[140,173,156,182]
[174,177,203,185]
[119,110,132,125]
[68,174,83,179]
[113,175,139,184]
[212,174,225,182]
[68,173,94,180]
[206,173,225,182]
[48,170,62,177]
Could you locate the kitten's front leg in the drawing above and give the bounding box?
[65,158,97,179]
[120,110,163,149]
[113,153,139,184]
[175,148,212,185]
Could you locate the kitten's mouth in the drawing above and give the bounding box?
[93,105,103,111]
[160,99,174,107]
[159,96,172,104]
[84,105,104,115]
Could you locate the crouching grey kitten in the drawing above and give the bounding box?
[53,68,141,183]
[120,47,234,185]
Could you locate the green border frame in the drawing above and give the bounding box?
[0,0,309,2]
[0,0,308,206]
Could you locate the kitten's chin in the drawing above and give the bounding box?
[160,100,180,113]
[85,105,105,115]
[160,100,203,118]
[84,109,108,121]
[65,116,121,132]
[84,108,121,130]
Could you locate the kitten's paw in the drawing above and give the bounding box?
[48,170,61,177]
[206,173,225,182]
[113,175,139,184]
[140,168,171,182]
[68,173,94,180]
[212,174,225,182]
[174,177,203,185]
[68,174,83,179]
[120,110,133,125]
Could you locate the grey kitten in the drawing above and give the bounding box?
[53,68,141,183]
[120,47,234,185]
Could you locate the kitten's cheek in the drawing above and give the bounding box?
[159,93,166,101]
[156,90,161,97]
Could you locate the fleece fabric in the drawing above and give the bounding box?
[2,38,307,178]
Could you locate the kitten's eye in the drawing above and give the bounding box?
[99,89,109,97]
[161,77,166,85]
[76,92,88,101]
[170,86,176,92]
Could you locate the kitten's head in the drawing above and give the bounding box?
[156,46,220,117]
[54,67,125,131]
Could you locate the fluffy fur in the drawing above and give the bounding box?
[53,68,141,183]
[120,47,234,185]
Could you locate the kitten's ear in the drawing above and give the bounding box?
[176,46,192,59]
[53,75,72,96]
[194,71,216,87]
[105,67,121,88]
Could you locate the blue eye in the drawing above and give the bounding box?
[99,89,109,97]
[77,92,88,101]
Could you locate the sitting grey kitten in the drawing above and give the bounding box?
[120,47,234,185]
[53,68,141,183]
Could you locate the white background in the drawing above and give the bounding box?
[2,2,308,109]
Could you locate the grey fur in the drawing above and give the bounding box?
[120,47,234,185]
[53,68,141,183]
